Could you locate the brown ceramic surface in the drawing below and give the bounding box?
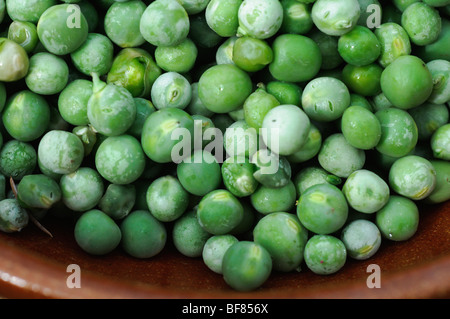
[0,201,449,299]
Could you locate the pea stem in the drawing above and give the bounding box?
[9,177,53,238]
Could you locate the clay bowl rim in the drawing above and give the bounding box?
[0,201,449,299]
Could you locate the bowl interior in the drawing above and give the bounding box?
[0,200,449,299]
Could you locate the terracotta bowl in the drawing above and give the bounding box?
[0,200,449,299]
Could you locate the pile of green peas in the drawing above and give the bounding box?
[0,0,449,292]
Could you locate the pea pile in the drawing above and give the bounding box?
[0,0,449,292]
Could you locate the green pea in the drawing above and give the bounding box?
[250,180,297,215]
[70,33,114,77]
[389,155,436,200]
[0,0,4,24]
[0,140,37,181]
[127,98,156,139]
[222,241,272,292]
[177,150,222,197]
[2,90,50,142]
[426,160,450,204]
[426,59,450,105]
[215,36,237,65]
[202,235,239,274]
[155,38,198,73]
[60,167,104,212]
[229,108,245,122]
[342,63,383,97]
[146,175,189,222]
[401,2,442,46]
[303,234,347,275]
[205,0,242,37]
[141,107,194,163]
[104,0,146,48]
[341,105,381,150]
[180,0,211,14]
[78,0,98,33]
[243,86,281,130]
[294,166,342,197]
[140,0,190,47]
[302,77,351,122]
[172,210,211,257]
[380,55,433,109]
[221,155,258,198]
[343,169,390,214]
[186,82,214,118]
[58,79,93,126]
[318,133,366,178]
[37,3,89,55]
[253,212,308,272]
[374,22,411,68]
[350,93,373,111]
[375,107,418,158]
[232,36,273,73]
[0,199,29,233]
[338,26,381,66]
[87,73,136,137]
[269,34,322,83]
[431,123,450,160]
[98,184,136,220]
[120,210,167,259]
[370,92,393,112]
[237,0,283,39]
[252,149,292,188]
[280,0,313,35]
[197,189,244,235]
[311,0,361,36]
[95,135,145,185]
[297,183,348,235]
[107,48,161,99]
[7,21,39,54]
[17,174,62,210]
[5,0,56,24]
[309,29,344,70]
[38,130,84,176]
[25,52,69,95]
[0,38,29,82]
[415,19,450,62]
[265,81,301,107]
[408,103,449,140]
[188,13,223,49]
[393,0,420,12]
[261,104,311,156]
[224,120,258,158]
[192,114,216,148]
[422,0,450,6]
[74,209,122,255]
[151,72,192,110]
[375,195,419,241]
[198,64,253,114]
[72,125,96,158]
[341,219,381,260]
